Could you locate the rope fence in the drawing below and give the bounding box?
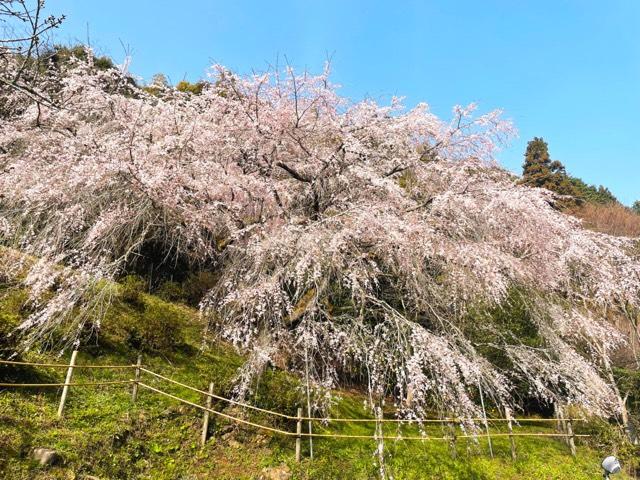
[0,380,132,387]
[136,366,579,425]
[137,381,293,436]
[139,366,294,420]
[0,359,137,369]
[0,353,593,461]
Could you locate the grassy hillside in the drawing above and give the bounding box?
[0,283,633,479]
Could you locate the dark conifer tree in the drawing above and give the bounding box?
[521,137,578,202]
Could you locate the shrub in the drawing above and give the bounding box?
[103,278,190,353]
[50,45,115,71]
[0,287,28,351]
[120,275,147,309]
[176,80,205,95]
[156,281,185,303]
[580,416,640,474]
[123,301,186,352]
[182,271,217,305]
[254,367,301,418]
[155,271,217,306]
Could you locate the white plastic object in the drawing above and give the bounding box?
[602,456,621,474]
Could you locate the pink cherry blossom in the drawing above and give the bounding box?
[1,51,638,424]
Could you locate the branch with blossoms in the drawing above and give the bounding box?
[0,52,638,435]
[1,0,65,113]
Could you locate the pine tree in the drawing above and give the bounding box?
[633,201,640,215]
[521,137,578,201]
[522,137,552,186]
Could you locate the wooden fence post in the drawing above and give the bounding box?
[478,382,494,459]
[201,382,214,446]
[506,408,516,461]
[566,417,576,457]
[554,402,562,433]
[295,407,302,462]
[307,406,314,460]
[131,354,142,402]
[557,404,569,445]
[57,349,78,418]
[447,418,458,459]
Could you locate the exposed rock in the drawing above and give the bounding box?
[32,447,60,466]
[260,465,292,480]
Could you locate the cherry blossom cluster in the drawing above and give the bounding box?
[1,52,638,423]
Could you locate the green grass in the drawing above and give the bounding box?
[0,284,635,479]
[292,394,630,480]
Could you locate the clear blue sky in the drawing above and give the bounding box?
[49,0,639,204]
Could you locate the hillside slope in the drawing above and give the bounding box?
[0,285,632,479]
[3,54,640,431]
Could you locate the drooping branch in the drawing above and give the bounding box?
[1,53,636,426]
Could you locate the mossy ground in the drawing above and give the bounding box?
[0,284,634,479]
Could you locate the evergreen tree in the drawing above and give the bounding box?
[633,201,640,215]
[522,137,552,185]
[570,177,618,204]
[521,137,578,200]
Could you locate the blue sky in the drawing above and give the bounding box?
[49,0,639,204]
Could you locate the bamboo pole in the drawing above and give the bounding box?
[57,349,78,418]
[375,406,386,478]
[448,418,458,459]
[478,382,494,458]
[201,382,214,446]
[566,417,576,457]
[506,408,516,461]
[304,345,314,460]
[307,404,314,459]
[557,405,569,445]
[131,354,142,402]
[295,407,303,462]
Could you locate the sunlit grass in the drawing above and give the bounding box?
[0,289,632,479]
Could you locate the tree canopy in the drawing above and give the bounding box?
[521,136,621,208]
[1,47,639,425]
